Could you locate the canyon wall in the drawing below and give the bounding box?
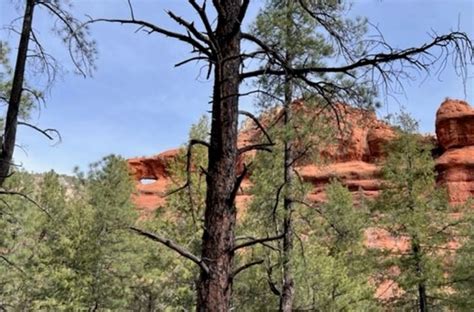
[128,99,474,218]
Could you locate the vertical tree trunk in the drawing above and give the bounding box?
[197,1,241,311]
[280,2,295,311]
[413,241,427,312]
[280,76,294,312]
[0,0,35,187]
[418,283,427,312]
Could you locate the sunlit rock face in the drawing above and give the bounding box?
[436,99,474,149]
[127,99,472,300]
[127,149,179,218]
[128,99,473,216]
[435,99,474,206]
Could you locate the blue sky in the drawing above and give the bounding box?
[1,0,473,175]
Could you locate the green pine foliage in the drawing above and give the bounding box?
[131,115,210,310]
[450,212,474,311]
[233,137,379,310]
[250,0,376,110]
[0,113,471,311]
[0,156,148,310]
[373,115,472,310]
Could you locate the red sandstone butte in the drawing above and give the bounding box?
[435,99,474,205]
[127,99,473,300]
[128,99,473,215]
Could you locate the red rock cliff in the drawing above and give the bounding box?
[128,99,473,216]
[435,99,474,205]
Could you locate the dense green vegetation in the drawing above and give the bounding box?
[1,115,472,311]
[1,0,472,311]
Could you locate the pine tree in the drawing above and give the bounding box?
[248,1,371,309]
[448,202,474,311]
[93,0,472,308]
[0,1,95,186]
[235,171,379,310]
[0,157,145,310]
[374,115,471,311]
[131,116,210,310]
[0,170,37,310]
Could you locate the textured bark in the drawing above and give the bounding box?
[280,79,295,312]
[280,3,295,310]
[197,1,242,310]
[413,241,428,312]
[0,0,35,186]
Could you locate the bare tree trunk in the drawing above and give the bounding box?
[280,77,295,312]
[0,0,35,186]
[197,1,241,311]
[280,83,295,312]
[413,241,427,312]
[280,2,295,310]
[418,283,427,312]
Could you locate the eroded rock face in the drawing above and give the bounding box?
[128,99,474,214]
[127,149,179,217]
[435,99,474,206]
[436,99,474,150]
[127,99,473,300]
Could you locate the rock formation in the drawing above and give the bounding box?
[127,99,473,300]
[128,149,178,217]
[435,99,474,205]
[128,99,473,216]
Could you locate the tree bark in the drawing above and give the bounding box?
[413,241,427,312]
[280,2,295,311]
[280,77,295,312]
[197,1,241,311]
[0,0,35,186]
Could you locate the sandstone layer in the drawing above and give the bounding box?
[435,99,474,205]
[127,99,473,300]
[128,99,473,216]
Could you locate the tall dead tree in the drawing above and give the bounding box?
[0,0,35,186]
[94,0,472,310]
[0,0,95,187]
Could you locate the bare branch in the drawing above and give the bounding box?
[231,259,264,278]
[22,87,45,105]
[266,264,282,297]
[37,0,95,77]
[233,233,284,252]
[166,10,213,49]
[236,110,276,155]
[0,190,52,219]
[240,32,473,82]
[235,235,280,252]
[238,0,250,25]
[164,139,209,225]
[238,143,274,155]
[292,199,344,237]
[165,139,209,197]
[0,255,26,275]
[18,121,61,143]
[175,56,210,68]
[239,110,273,145]
[271,181,286,221]
[130,226,209,274]
[127,0,135,20]
[88,18,212,58]
[188,0,216,48]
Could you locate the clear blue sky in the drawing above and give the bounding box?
[1,0,473,174]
